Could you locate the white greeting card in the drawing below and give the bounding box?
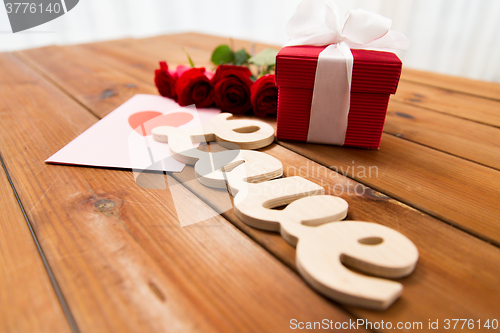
[46,94,220,172]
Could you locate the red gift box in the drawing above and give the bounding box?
[275,45,402,149]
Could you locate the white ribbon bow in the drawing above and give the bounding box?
[285,0,409,50]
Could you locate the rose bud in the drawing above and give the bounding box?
[175,67,215,108]
[251,74,278,117]
[154,61,178,100]
[174,65,191,78]
[212,65,254,114]
[204,69,215,80]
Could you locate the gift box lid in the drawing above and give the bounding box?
[276,45,402,95]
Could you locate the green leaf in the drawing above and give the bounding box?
[211,44,235,65]
[182,47,195,68]
[234,48,250,66]
[248,48,279,67]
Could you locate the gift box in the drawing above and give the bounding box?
[275,45,402,149]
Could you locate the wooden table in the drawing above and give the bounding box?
[1,33,499,333]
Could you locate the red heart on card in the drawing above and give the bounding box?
[128,111,194,136]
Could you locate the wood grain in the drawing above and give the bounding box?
[76,40,182,86]
[75,33,276,90]
[393,80,500,127]
[385,100,500,170]
[169,165,299,270]
[0,161,72,333]
[0,53,364,332]
[401,67,500,102]
[15,45,157,118]
[80,33,276,79]
[138,33,277,63]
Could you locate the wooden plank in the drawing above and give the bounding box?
[167,144,500,328]
[15,45,157,118]
[139,33,277,60]
[75,33,276,89]
[98,33,277,76]
[401,67,500,102]
[0,158,72,333]
[1,53,364,331]
[103,36,218,67]
[279,135,500,246]
[76,39,207,86]
[385,100,500,170]
[169,163,298,270]
[393,80,500,127]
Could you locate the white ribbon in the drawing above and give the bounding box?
[285,0,409,145]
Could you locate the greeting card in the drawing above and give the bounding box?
[46,94,220,172]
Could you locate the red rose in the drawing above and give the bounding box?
[175,68,215,108]
[251,74,278,118]
[212,65,254,114]
[154,61,177,100]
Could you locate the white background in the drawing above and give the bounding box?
[1,0,499,83]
